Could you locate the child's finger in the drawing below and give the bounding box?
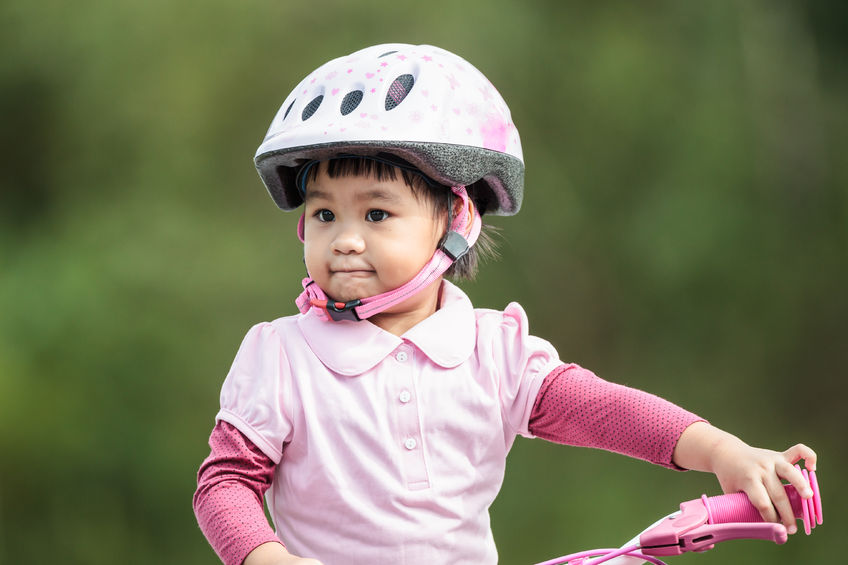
[778,457,814,499]
[765,472,797,534]
[783,443,817,472]
[746,482,778,525]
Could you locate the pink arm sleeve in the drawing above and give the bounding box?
[528,364,705,469]
[193,420,284,565]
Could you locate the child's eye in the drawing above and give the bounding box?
[366,210,389,222]
[316,209,335,222]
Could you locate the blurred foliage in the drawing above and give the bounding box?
[0,1,844,563]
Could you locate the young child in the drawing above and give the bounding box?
[194,44,817,565]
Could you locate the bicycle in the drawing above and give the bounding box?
[534,466,822,565]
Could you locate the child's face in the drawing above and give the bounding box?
[302,166,447,311]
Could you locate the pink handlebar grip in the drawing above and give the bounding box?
[704,469,822,534]
[641,469,821,556]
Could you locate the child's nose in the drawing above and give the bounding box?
[331,226,366,254]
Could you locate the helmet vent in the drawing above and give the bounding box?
[378,50,398,57]
[283,99,296,120]
[302,95,324,120]
[340,90,364,115]
[385,74,414,111]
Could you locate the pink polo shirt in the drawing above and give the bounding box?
[216,281,561,564]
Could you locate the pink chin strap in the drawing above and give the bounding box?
[295,185,481,322]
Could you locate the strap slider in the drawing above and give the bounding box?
[441,231,470,261]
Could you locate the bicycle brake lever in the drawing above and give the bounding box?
[639,497,787,556]
[675,522,787,553]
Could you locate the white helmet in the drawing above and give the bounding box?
[254,43,524,216]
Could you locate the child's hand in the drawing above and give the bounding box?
[674,422,817,534]
[710,440,816,533]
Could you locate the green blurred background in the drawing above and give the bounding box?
[1,1,844,563]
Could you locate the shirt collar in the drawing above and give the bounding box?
[297,281,476,376]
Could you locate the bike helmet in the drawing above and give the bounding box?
[254,43,524,216]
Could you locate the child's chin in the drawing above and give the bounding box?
[328,285,380,303]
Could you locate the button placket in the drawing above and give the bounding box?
[392,345,429,489]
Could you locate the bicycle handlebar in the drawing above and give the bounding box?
[705,467,822,534]
[535,467,821,565]
[640,468,821,557]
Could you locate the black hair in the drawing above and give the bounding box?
[300,156,498,280]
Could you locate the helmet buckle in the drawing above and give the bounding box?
[310,298,362,322]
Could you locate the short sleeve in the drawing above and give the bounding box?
[217,322,293,464]
[482,302,562,439]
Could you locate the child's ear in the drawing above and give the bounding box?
[452,193,465,217]
[297,214,305,242]
[447,193,467,228]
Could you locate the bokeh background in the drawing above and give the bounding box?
[1,1,844,563]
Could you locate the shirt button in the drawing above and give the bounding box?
[404,437,418,450]
[399,390,412,403]
[395,351,409,362]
